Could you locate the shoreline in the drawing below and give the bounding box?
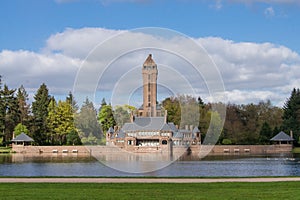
[1,177,300,183]
[11,144,294,155]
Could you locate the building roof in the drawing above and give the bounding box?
[167,122,178,132]
[192,127,200,133]
[143,54,156,67]
[12,133,34,142]
[123,117,166,131]
[107,127,114,133]
[270,131,294,141]
[173,131,183,138]
[116,130,126,138]
[160,123,173,132]
[179,129,190,133]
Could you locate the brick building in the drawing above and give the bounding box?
[106,54,201,152]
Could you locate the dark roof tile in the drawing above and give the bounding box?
[270,131,294,141]
[123,117,165,131]
[12,133,34,142]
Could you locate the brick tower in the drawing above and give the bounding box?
[141,54,158,117]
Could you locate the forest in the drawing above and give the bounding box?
[1,75,300,146]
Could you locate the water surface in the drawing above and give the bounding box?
[1,153,300,177]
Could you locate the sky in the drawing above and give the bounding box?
[1,0,300,108]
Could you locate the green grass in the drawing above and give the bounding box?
[0,182,300,199]
[0,147,12,153]
[292,147,300,153]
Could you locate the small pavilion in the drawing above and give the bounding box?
[11,132,34,146]
[270,131,294,145]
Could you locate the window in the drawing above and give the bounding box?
[162,140,168,145]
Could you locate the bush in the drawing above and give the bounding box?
[222,138,232,145]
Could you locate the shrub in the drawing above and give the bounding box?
[222,138,232,145]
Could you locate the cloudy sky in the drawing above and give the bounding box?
[1,0,300,107]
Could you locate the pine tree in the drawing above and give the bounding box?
[47,97,57,144]
[1,85,19,144]
[259,122,272,144]
[66,91,79,113]
[0,76,4,144]
[75,97,102,142]
[101,98,107,107]
[31,83,50,145]
[198,96,205,108]
[282,88,300,144]
[16,85,30,126]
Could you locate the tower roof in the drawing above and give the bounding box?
[143,54,156,67]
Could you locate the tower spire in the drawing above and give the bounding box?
[143,54,156,66]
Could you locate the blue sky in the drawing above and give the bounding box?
[1,0,299,52]
[1,0,300,107]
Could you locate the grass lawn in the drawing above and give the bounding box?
[0,147,12,154]
[292,147,300,153]
[0,182,299,199]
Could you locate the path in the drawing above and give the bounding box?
[1,177,300,183]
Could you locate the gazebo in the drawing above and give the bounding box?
[11,132,34,146]
[270,131,294,145]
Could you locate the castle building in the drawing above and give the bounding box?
[106,54,201,152]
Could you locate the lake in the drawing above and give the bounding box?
[1,153,300,177]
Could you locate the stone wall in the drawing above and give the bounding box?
[191,144,293,155]
[12,145,91,154]
[12,144,293,156]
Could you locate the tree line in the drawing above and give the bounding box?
[162,90,300,145]
[0,76,105,146]
[1,75,300,146]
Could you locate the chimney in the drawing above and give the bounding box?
[130,111,134,123]
[185,125,188,130]
[290,130,293,139]
[164,110,168,123]
[190,125,193,131]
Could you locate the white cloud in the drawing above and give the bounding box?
[1,27,300,107]
[228,0,300,4]
[0,49,81,96]
[44,27,125,59]
[210,0,223,10]
[197,37,300,106]
[264,6,275,17]
[208,0,298,16]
